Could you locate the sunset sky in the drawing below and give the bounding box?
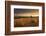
[14,9,39,17]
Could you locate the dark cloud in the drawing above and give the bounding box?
[14,8,38,13]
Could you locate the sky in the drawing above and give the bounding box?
[14,8,39,17]
[14,8,38,13]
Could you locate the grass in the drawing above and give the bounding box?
[14,16,39,27]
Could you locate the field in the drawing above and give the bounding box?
[14,16,39,27]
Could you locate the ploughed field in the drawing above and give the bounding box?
[14,16,39,27]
